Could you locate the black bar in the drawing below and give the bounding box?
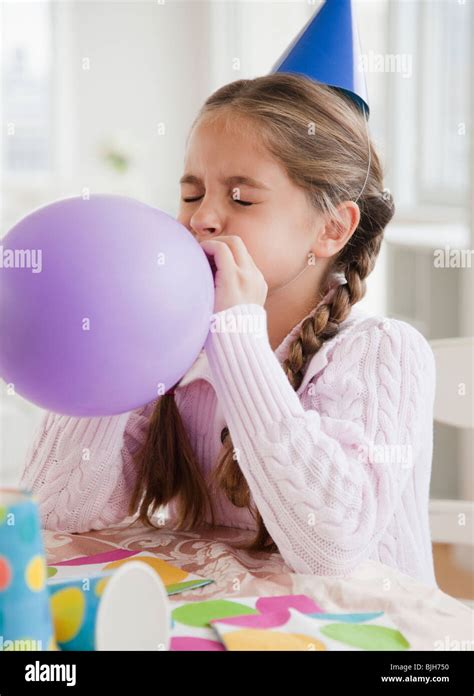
[0,650,472,694]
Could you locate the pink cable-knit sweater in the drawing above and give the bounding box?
[19,288,438,587]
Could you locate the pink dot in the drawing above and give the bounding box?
[256,594,323,616]
[171,637,224,651]
[211,610,290,629]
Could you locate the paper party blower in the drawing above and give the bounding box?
[0,195,214,416]
[271,0,370,117]
[0,488,56,651]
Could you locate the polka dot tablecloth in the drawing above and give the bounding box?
[41,519,473,651]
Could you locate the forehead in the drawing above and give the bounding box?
[183,113,287,188]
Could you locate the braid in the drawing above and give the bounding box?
[129,74,396,557]
[213,191,392,554]
[283,295,346,390]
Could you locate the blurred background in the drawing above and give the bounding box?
[1,0,472,599]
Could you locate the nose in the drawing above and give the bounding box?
[193,225,220,242]
[189,201,224,241]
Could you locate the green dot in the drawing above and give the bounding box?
[0,507,6,526]
[47,566,58,578]
[172,599,258,628]
[321,623,410,651]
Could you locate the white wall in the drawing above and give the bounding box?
[58,0,214,212]
[2,0,394,487]
[3,1,469,501]
[2,0,214,485]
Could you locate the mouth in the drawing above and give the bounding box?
[205,253,217,278]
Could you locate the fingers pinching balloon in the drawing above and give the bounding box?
[0,195,214,416]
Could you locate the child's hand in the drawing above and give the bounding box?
[199,236,268,313]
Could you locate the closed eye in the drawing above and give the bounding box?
[182,196,253,207]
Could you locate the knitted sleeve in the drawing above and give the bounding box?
[18,401,156,532]
[204,303,435,576]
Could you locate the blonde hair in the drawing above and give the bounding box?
[129,74,395,552]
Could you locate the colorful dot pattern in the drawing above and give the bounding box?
[48,574,113,651]
[211,606,411,651]
[0,493,55,651]
[171,595,411,652]
[52,549,212,595]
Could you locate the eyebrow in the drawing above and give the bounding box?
[179,174,271,191]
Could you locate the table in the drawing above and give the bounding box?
[44,520,473,651]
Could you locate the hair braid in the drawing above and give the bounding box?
[211,198,393,554]
[129,73,395,555]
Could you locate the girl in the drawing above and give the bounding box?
[20,74,437,588]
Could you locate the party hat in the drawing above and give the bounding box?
[271,0,369,117]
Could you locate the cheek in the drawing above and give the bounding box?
[241,232,294,283]
[257,255,292,285]
[176,210,187,226]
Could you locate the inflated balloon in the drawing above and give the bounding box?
[0,195,214,416]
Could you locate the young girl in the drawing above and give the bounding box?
[20,74,437,588]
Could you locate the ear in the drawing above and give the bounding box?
[313,201,360,259]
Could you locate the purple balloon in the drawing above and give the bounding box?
[0,195,214,416]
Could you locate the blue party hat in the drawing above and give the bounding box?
[271,0,369,118]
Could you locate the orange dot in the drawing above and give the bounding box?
[104,556,188,585]
[224,629,327,651]
[0,556,12,591]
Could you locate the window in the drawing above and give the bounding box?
[1,0,54,176]
[388,0,471,216]
[419,0,470,206]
